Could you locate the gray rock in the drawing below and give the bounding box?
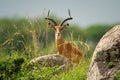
[87,25,120,80]
[31,54,73,71]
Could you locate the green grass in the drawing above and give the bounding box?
[54,59,91,80]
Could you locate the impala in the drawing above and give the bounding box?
[45,10,83,64]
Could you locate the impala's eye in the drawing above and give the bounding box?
[47,22,56,30]
[64,23,69,27]
[61,23,69,30]
[48,23,53,27]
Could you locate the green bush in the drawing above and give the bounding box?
[0,54,62,80]
[0,54,25,79]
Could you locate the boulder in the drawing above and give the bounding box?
[31,54,73,71]
[87,25,120,80]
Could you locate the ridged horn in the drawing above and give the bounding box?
[60,9,73,26]
[45,10,57,26]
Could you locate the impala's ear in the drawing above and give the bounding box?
[48,22,56,30]
[61,23,69,30]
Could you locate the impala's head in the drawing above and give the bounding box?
[45,9,73,40]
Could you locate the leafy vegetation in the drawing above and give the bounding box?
[0,54,61,80]
[107,62,114,68]
[0,17,116,80]
[117,69,120,80]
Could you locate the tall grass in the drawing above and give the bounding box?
[0,17,52,58]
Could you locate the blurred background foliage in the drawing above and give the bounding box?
[0,16,115,57]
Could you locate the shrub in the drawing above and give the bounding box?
[0,54,25,80]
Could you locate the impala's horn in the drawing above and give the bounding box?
[45,10,57,26]
[60,9,73,26]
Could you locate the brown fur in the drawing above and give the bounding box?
[45,12,83,63]
[55,26,83,64]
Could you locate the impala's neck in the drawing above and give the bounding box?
[55,37,64,47]
[55,36,64,55]
[55,33,64,53]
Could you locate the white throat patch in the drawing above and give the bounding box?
[55,33,61,40]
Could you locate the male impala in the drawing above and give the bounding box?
[45,10,83,64]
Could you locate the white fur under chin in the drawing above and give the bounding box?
[55,34,61,40]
